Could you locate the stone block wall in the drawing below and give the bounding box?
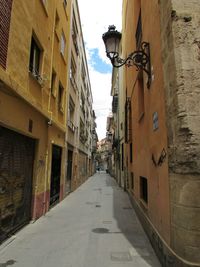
[159,0,200,264]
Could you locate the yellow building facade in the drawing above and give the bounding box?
[66,0,96,193]
[120,0,200,266]
[0,0,72,241]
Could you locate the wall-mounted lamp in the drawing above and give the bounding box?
[102,25,151,88]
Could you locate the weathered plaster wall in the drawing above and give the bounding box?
[159,0,200,263]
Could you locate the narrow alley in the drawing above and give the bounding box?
[0,173,160,267]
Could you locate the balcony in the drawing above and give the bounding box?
[68,120,76,132]
[70,75,78,91]
[112,95,118,113]
[80,131,87,144]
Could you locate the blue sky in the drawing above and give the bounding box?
[78,0,122,140]
[89,48,112,74]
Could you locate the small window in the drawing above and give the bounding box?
[68,96,75,120]
[58,83,64,112]
[55,11,60,35]
[135,9,142,49]
[29,37,41,76]
[138,71,144,121]
[140,176,148,204]
[72,14,79,55]
[81,60,86,81]
[70,55,76,81]
[63,0,67,8]
[80,91,85,111]
[131,172,134,190]
[125,96,128,143]
[51,70,56,96]
[68,96,75,131]
[121,143,124,171]
[130,143,133,163]
[61,31,66,56]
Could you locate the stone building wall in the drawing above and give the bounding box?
[159,0,200,264]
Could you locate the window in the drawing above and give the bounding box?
[29,37,41,77]
[80,91,85,113]
[140,177,148,204]
[80,119,86,143]
[72,14,79,54]
[55,11,59,30]
[131,172,134,190]
[63,0,67,8]
[138,71,144,120]
[81,60,86,82]
[130,143,133,163]
[121,143,124,171]
[51,70,56,96]
[125,96,128,143]
[61,31,66,56]
[125,96,132,142]
[68,96,75,131]
[58,83,64,112]
[54,11,60,38]
[135,9,142,49]
[70,55,76,82]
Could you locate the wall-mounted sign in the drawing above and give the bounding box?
[153,112,159,131]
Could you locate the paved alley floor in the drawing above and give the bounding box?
[0,173,161,267]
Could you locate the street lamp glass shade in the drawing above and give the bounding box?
[102,25,121,60]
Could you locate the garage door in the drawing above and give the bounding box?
[0,126,35,243]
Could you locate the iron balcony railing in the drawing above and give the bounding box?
[67,120,76,132]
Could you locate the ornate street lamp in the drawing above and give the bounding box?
[102,25,151,88]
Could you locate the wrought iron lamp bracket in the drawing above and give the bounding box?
[109,42,152,88]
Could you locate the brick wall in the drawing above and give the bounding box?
[0,0,13,69]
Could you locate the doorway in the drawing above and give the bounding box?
[50,145,62,206]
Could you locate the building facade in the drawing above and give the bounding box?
[109,65,126,188]
[0,0,96,243]
[0,0,72,241]
[109,0,200,266]
[65,0,96,193]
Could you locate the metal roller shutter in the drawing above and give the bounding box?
[0,126,35,243]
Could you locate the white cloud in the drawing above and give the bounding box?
[78,0,122,140]
[88,67,112,139]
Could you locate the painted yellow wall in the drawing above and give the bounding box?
[0,0,72,218]
[122,0,170,244]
